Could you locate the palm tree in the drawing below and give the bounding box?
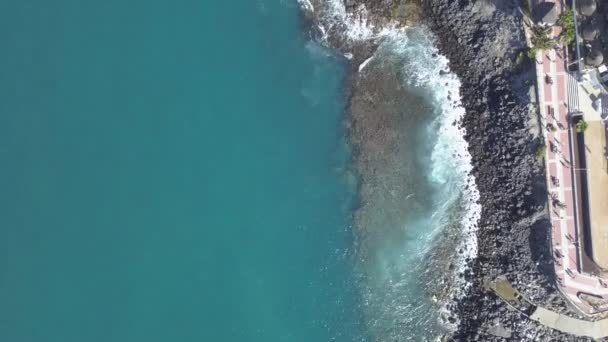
[532,26,555,50]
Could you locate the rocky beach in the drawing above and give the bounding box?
[422,1,587,340]
[300,0,600,340]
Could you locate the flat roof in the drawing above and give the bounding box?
[584,120,608,269]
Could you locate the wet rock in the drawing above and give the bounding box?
[299,0,584,340]
[421,0,583,340]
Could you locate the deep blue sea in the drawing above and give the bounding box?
[0,1,368,341]
[0,0,483,340]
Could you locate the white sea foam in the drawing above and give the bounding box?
[398,29,482,260]
[426,42,482,291]
[358,56,373,72]
[297,0,314,14]
[378,32,482,336]
[301,0,483,337]
[309,0,401,43]
[380,27,482,299]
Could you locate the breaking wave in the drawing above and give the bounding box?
[298,1,481,340]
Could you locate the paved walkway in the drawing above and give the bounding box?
[530,307,608,340]
[533,0,608,315]
[489,276,608,339]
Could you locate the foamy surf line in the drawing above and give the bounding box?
[383,27,482,328]
[432,52,482,293]
[298,0,482,333]
[416,30,481,284]
[299,0,401,44]
[299,0,481,284]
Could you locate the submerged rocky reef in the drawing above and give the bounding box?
[301,0,595,340]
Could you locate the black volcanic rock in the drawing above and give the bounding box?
[422,0,588,340]
[299,0,592,340]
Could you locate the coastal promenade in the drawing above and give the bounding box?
[489,276,608,339]
[533,0,608,315]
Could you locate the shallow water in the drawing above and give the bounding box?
[346,28,480,340]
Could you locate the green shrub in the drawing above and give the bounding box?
[558,9,575,44]
[527,47,538,59]
[531,26,555,51]
[576,119,588,133]
[515,50,526,65]
[536,143,546,160]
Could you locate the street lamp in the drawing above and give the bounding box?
[573,0,584,73]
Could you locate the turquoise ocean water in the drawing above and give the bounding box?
[0,1,368,341]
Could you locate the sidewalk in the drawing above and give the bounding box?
[533,0,608,315]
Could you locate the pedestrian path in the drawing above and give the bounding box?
[531,308,608,340]
[532,0,608,315]
[489,276,608,339]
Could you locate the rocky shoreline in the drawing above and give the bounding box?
[420,1,587,340]
[301,0,595,340]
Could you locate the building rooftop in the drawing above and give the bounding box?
[572,75,608,271]
[579,0,597,17]
[586,49,604,66]
[583,121,608,270]
[582,21,600,41]
[535,2,559,25]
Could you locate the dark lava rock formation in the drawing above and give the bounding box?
[422,0,593,340]
[301,0,598,340]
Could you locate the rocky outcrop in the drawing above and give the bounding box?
[300,0,594,340]
[422,0,591,340]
